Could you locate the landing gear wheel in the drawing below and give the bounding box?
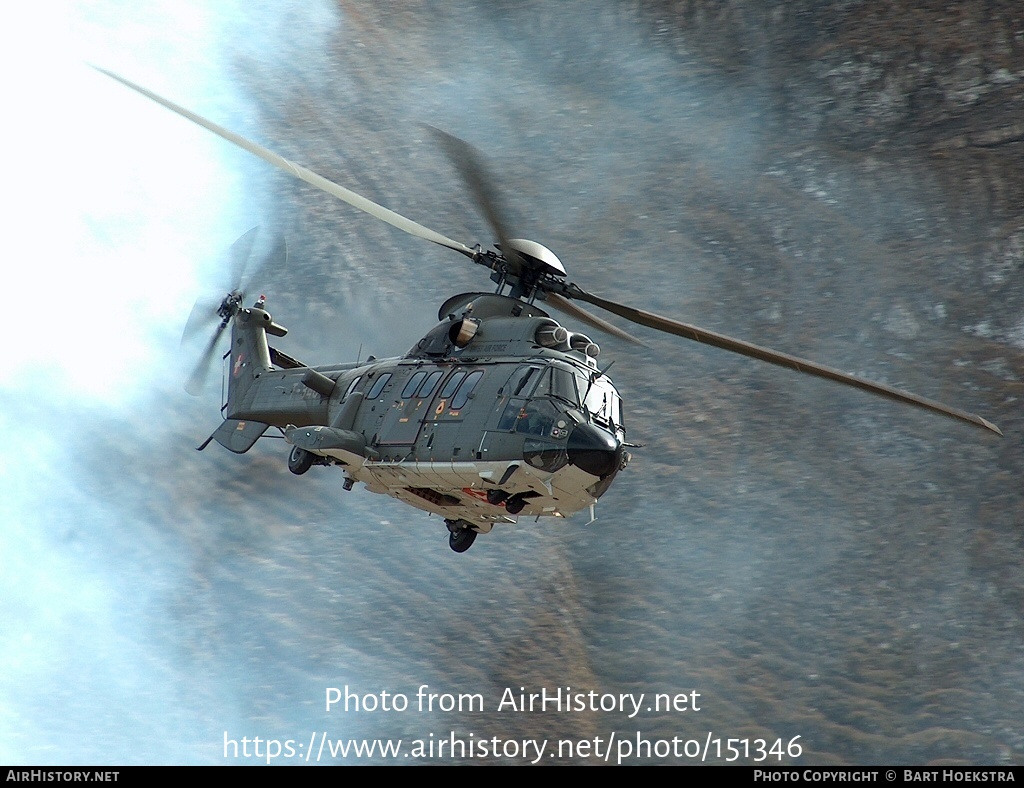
[448,526,477,553]
[288,445,314,475]
[505,494,526,515]
[486,489,509,506]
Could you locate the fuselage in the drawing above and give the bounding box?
[226,293,628,527]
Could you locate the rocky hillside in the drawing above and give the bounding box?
[639,0,1024,342]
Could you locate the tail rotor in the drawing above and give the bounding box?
[180,227,286,395]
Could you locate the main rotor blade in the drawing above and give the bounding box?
[426,125,524,273]
[569,286,1001,435]
[546,292,645,346]
[94,67,477,259]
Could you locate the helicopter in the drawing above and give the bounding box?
[98,68,1002,553]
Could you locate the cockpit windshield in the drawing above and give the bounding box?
[581,374,622,429]
[497,362,621,433]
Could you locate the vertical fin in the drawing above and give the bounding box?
[225,306,275,419]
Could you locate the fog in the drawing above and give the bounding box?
[1,0,293,762]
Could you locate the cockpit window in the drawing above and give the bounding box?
[514,399,557,436]
[532,365,579,405]
[503,366,540,397]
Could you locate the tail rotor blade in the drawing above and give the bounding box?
[185,323,226,396]
[181,229,285,396]
[228,226,260,293]
[239,233,287,301]
[181,296,222,345]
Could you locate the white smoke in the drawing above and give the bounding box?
[0,0,339,764]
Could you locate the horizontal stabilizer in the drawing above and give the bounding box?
[211,419,270,454]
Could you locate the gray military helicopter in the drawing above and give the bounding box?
[100,68,1001,552]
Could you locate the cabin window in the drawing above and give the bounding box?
[450,370,484,410]
[439,370,467,399]
[416,370,444,398]
[342,375,361,401]
[366,373,392,400]
[402,371,427,399]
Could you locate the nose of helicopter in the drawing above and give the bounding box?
[566,422,622,478]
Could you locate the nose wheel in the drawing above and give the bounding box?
[446,519,478,553]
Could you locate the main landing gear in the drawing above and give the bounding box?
[288,445,314,475]
[288,446,332,476]
[484,488,528,515]
[446,519,478,553]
